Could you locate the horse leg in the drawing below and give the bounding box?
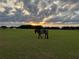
[47,34,48,39]
[38,34,40,39]
[40,34,43,39]
[45,34,48,39]
[41,34,43,39]
[38,34,42,39]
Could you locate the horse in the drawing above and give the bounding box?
[34,28,48,39]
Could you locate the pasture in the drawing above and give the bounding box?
[0,29,79,59]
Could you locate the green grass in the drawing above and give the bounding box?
[0,29,79,59]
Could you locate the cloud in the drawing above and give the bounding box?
[0,0,79,23]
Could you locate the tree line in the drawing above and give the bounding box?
[1,25,79,30]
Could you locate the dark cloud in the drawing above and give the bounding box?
[61,0,79,3]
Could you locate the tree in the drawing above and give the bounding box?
[1,26,7,29]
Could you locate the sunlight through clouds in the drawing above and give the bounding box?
[0,5,5,12]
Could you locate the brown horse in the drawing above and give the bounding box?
[35,28,48,39]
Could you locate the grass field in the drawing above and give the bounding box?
[0,29,79,59]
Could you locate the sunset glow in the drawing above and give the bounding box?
[28,21,48,26]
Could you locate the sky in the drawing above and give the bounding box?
[0,0,79,26]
